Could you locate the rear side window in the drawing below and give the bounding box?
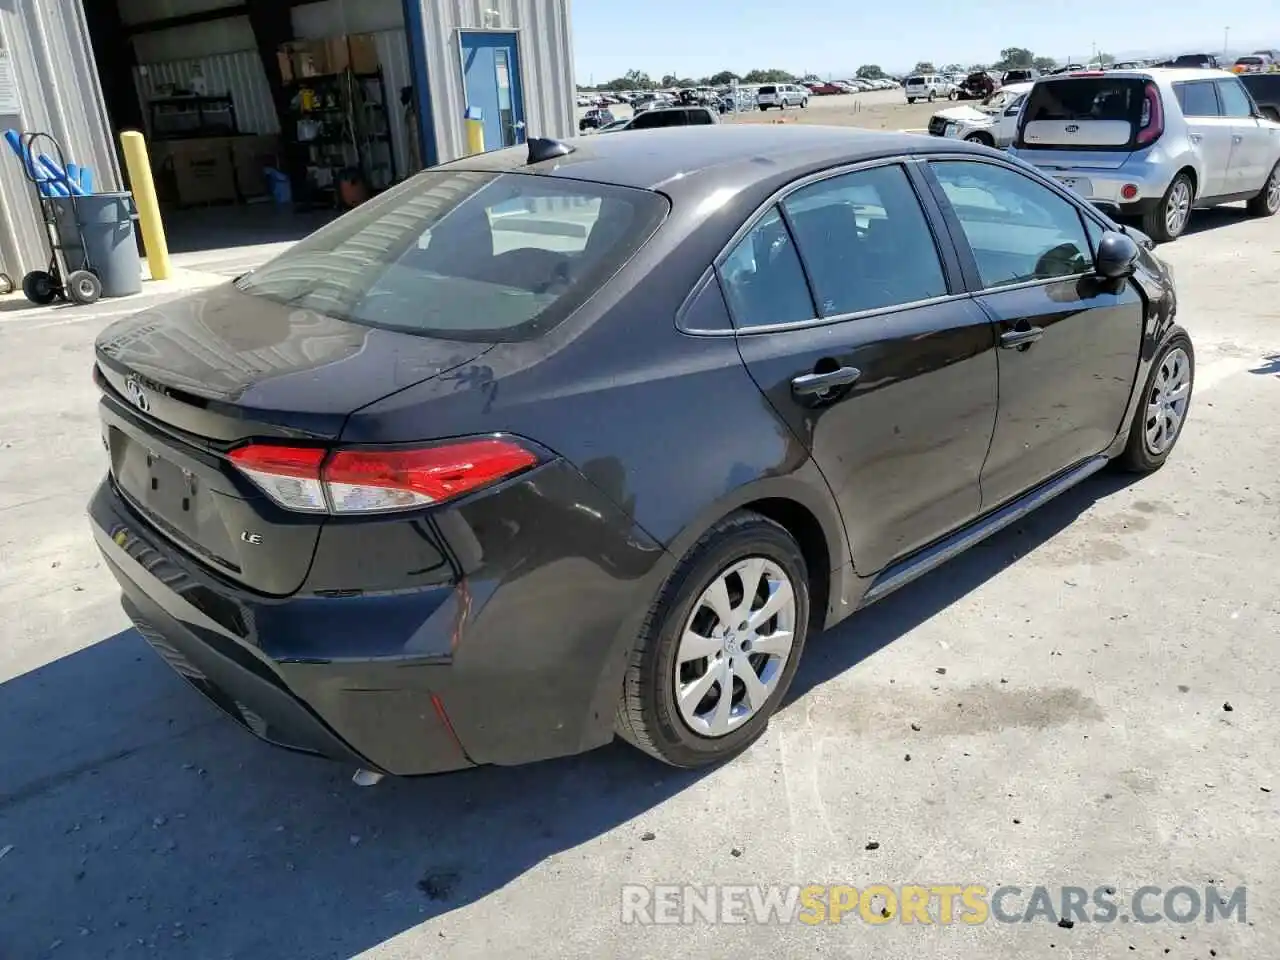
[234,171,668,342]
[1174,80,1220,117]
[719,208,814,329]
[782,165,948,316]
[931,161,1092,289]
[688,109,714,125]
[1216,78,1255,118]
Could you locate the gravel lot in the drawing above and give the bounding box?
[1,186,1278,957]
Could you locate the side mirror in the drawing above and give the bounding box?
[1095,230,1140,279]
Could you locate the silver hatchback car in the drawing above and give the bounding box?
[1009,68,1280,241]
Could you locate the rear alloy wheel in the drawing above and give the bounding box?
[615,511,810,767]
[1143,173,1193,242]
[1246,161,1280,217]
[1117,334,1194,472]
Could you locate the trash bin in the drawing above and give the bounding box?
[47,192,143,298]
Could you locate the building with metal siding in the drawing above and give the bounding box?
[0,0,574,280]
[0,0,122,278]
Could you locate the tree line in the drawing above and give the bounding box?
[578,49,1103,91]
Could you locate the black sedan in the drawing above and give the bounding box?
[89,127,1192,778]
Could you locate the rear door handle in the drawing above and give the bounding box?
[999,325,1044,349]
[791,366,861,395]
[1189,133,1203,143]
[1232,134,1243,143]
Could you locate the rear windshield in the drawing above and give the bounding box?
[1236,57,1264,65]
[233,171,668,342]
[1018,77,1147,148]
[758,85,777,94]
[906,76,924,84]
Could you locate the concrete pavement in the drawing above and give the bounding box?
[0,205,1278,959]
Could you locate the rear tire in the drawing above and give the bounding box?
[948,89,959,100]
[1142,172,1194,243]
[927,90,936,102]
[1116,333,1194,473]
[615,511,811,768]
[906,97,916,104]
[1245,161,1280,217]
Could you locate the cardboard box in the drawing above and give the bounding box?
[348,34,379,74]
[167,138,237,205]
[277,50,294,84]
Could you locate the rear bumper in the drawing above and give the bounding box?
[89,461,669,776]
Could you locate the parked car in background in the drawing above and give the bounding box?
[1010,68,1280,241]
[905,74,958,103]
[756,84,810,109]
[579,108,616,132]
[807,82,845,96]
[1233,55,1273,74]
[1240,72,1280,121]
[619,106,720,129]
[960,71,1000,99]
[1001,68,1040,85]
[89,125,1192,776]
[927,81,1033,146]
[595,118,632,134]
[1157,54,1222,70]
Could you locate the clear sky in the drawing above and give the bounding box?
[571,0,1277,83]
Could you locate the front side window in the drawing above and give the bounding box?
[1174,80,1220,117]
[234,171,668,342]
[781,164,948,316]
[718,207,814,329]
[1216,78,1255,118]
[930,160,1092,289]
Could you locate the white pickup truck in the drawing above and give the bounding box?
[925,82,1033,147]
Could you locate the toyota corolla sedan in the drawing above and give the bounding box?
[90,127,1192,778]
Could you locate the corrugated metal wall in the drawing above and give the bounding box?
[132,51,280,136]
[417,0,575,163]
[0,0,121,276]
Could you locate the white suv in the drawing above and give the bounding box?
[1009,68,1280,241]
[756,84,810,110]
[905,74,957,103]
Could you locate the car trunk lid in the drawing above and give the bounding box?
[95,283,491,595]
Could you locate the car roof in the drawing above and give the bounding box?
[1038,67,1227,83]
[445,125,990,197]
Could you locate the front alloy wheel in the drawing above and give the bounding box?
[1117,334,1195,472]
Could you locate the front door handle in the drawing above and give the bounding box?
[999,324,1044,349]
[791,366,861,396]
[1232,134,1243,143]
[1189,133,1203,143]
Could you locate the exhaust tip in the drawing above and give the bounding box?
[352,768,385,787]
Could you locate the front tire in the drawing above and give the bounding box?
[615,511,811,768]
[1142,172,1193,242]
[1116,334,1194,473]
[948,89,959,100]
[1246,161,1280,217]
[964,132,995,147]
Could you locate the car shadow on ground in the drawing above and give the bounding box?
[1177,203,1257,238]
[0,470,1137,960]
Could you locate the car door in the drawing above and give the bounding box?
[1172,79,1233,197]
[923,157,1144,511]
[1216,76,1279,192]
[721,161,999,574]
[994,92,1028,146]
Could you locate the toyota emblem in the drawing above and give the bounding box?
[1065,124,1079,133]
[125,376,151,413]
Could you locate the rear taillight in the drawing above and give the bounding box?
[1136,81,1163,146]
[229,437,540,515]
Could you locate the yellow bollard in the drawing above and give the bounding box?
[119,130,171,281]
[464,107,485,155]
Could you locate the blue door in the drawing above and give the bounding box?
[460,31,526,149]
